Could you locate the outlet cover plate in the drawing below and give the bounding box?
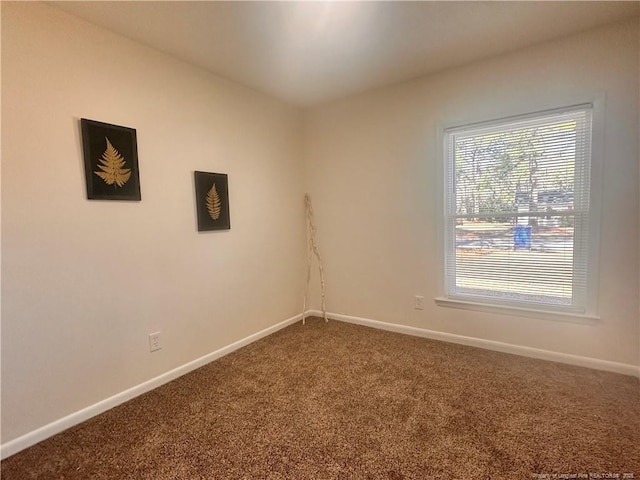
[149,332,161,352]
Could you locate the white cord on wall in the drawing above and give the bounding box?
[302,194,328,325]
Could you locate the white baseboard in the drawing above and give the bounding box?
[306,310,640,378]
[0,313,303,460]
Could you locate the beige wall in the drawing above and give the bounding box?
[1,3,305,443]
[303,19,639,366]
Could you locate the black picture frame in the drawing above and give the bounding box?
[194,171,231,231]
[81,118,141,201]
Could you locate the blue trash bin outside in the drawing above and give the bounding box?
[514,225,532,249]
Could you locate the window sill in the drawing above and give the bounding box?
[434,296,599,325]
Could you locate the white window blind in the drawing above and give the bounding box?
[443,105,592,313]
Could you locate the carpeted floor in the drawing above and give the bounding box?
[2,317,639,479]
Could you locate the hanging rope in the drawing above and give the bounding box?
[302,194,328,325]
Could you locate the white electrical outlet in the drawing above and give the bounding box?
[149,332,162,352]
[414,295,425,310]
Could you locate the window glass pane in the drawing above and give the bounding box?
[454,119,579,216]
[453,217,575,306]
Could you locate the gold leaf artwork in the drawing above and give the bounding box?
[94,137,131,187]
[206,183,222,220]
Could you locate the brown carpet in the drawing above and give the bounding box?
[2,317,639,479]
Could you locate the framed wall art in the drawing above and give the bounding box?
[194,171,230,231]
[81,118,141,201]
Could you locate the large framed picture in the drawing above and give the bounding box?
[194,171,230,231]
[81,118,141,201]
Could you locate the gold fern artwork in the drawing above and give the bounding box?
[94,137,131,188]
[194,171,229,231]
[206,183,222,220]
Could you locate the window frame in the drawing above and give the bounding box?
[435,100,603,322]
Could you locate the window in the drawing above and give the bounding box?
[442,105,594,315]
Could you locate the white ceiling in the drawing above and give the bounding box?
[51,1,640,107]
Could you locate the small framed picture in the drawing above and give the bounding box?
[81,118,141,201]
[194,171,230,231]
